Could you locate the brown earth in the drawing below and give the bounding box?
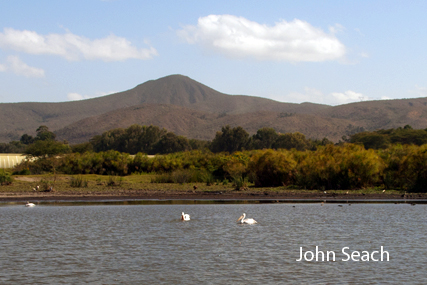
[1,189,425,203]
[2,174,425,203]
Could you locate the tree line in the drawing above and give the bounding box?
[1,123,427,156]
[0,124,333,155]
[345,125,427,149]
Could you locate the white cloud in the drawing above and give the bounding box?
[67,91,115,101]
[286,87,326,103]
[330,90,370,105]
[0,28,158,61]
[284,88,370,105]
[67,93,85,101]
[178,15,346,62]
[411,85,427,97]
[0,55,45,77]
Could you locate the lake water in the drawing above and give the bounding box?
[0,202,426,284]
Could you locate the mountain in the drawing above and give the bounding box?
[1,74,427,144]
[55,104,355,143]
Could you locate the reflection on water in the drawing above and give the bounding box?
[0,203,426,284]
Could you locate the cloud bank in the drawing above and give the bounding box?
[178,15,346,62]
[412,85,427,97]
[67,91,115,101]
[286,87,369,105]
[0,55,45,77]
[0,28,158,61]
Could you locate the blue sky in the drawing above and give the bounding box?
[0,0,426,105]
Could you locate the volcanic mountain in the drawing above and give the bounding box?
[1,74,427,144]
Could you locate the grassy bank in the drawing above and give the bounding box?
[0,173,419,201]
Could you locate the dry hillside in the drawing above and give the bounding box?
[1,74,427,143]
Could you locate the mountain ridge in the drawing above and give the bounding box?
[1,74,427,143]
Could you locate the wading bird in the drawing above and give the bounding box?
[181,212,190,221]
[237,213,257,224]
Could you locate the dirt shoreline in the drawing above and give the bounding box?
[1,191,425,203]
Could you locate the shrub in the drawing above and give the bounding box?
[296,144,384,190]
[398,145,427,192]
[0,170,13,185]
[70,176,89,188]
[39,178,54,191]
[12,168,31,175]
[202,172,216,186]
[171,169,194,184]
[151,173,173,183]
[232,176,248,190]
[107,175,123,186]
[248,149,297,187]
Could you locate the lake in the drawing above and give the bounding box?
[0,202,426,284]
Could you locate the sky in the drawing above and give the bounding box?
[0,0,426,106]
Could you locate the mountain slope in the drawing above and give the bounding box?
[318,98,427,130]
[1,74,427,144]
[55,103,359,143]
[0,75,329,142]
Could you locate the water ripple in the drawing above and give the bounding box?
[0,203,426,284]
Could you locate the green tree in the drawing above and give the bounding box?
[35,125,56,141]
[151,132,191,154]
[20,134,34,145]
[90,128,126,152]
[389,128,427,146]
[121,124,144,154]
[350,132,390,149]
[250,127,279,149]
[138,125,167,154]
[24,140,71,159]
[309,137,333,150]
[210,125,250,153]
[189,139,210,150]
[0,141,26,153]
[272,132,310,151]
[71,142,93,154]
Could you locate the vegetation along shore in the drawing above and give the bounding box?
[1,124,427,202]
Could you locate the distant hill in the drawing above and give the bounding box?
[1,74,427,144]
[55,104,355,143]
